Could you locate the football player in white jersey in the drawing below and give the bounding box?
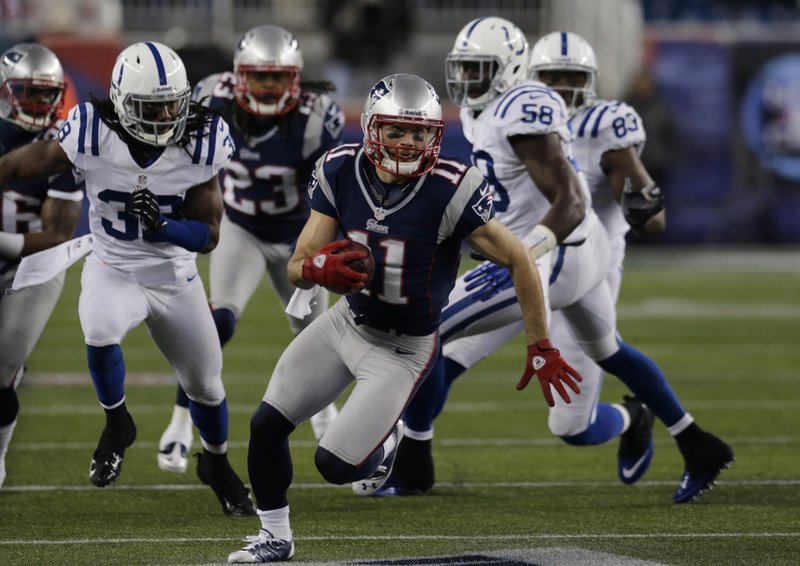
[529,31,733,501]
[0,43,83,489]
[0,41,256,515]
[156,25,345,475]
[226,73,579,563]
[379,19,733,504]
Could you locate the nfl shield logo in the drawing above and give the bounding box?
[374,207,386,221]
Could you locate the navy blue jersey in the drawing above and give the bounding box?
[310,144,494,335]
[194,72,345,243]
[1,119,83,237]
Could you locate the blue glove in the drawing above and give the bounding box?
[464,261,513,302]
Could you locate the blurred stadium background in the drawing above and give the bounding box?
[2,0,800,247]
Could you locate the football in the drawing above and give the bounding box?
[341,240,375,285]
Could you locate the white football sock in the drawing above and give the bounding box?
[258,506,292,541]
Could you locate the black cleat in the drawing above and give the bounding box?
[89,411,137,488]
[195,452,257,516]
[617,395,655,485]
[674,431,734,503]
[375,434,435,496]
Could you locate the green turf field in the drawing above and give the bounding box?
[1,248,799,565]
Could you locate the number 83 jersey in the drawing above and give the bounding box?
[57,102,234,278]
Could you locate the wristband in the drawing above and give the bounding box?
[0,232,25,259]
[153,218,210,252]
[522,224,557,259]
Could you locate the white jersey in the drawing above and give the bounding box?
[461,79,592,244]
[58,102,233,283]
[570,100,646,241]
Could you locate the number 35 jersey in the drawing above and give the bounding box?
[58,102,234,279]
[195,72,345,243]
[461,79,592,245]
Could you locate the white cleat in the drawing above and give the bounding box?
[310,403,338,441]
[157,441,189,474]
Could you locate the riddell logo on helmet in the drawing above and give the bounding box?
[401,110,425,117]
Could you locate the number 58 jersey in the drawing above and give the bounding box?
[58,102,234,281]
[461,79,591,244]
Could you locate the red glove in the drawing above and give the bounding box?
[301,239,369,295]
[516,339,582,407]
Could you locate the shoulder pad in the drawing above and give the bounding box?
[572,100,646,150]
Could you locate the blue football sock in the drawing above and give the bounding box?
[212,307,236,347]
[433,356,467,419]
[561,403,624,445]
[598,341,686,428]
[174,385,190,409]
[87,344,126,407]
[190,398,229,447]
[403,354,445,433]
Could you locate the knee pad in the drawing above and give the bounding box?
[548,406,590,438]
[212,307,237,347]
[250,403,295,442]
[314,446,362,485]
[0,387,19,427]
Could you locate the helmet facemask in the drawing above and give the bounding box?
[533,68,596,117]
[0,78,64,131]
[234,64,301,116]
[111,86,190,146]
[364,114,443,178]
[445,55,501,110]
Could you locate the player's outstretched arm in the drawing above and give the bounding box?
[510,132,586,248]
[466,219,582,406]
[0,139,72,186]
[20,196,82,257]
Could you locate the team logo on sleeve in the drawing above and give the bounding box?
[471,187,494,223]
[307,172,319,200]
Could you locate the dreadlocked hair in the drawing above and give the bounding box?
[299,79,337,95]
[89,94,224,151]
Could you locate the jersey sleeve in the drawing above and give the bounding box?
[493,80,571,143]
[444,165,495,240]
[306,152,339,219]
[192,72,225,105]
[301,92,345,160]
[57,102,101,167]
[187,114,236,178]
[41,118,84,201]
[574,100,647,153]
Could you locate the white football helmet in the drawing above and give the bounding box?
[233,25,303,116]
[361,74,443,178]
[0,43,65,132]
[109,41,190,146]
[445,17,530,110]
[529,31,598,116]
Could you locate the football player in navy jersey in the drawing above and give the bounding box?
[0,41,256,516]
[157,25,346,475]
[226,73,580,563]
[0,43,83,489]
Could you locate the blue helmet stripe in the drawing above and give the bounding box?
[561,31,568,56]
[145,42,167,85]
[465,17,486,40]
